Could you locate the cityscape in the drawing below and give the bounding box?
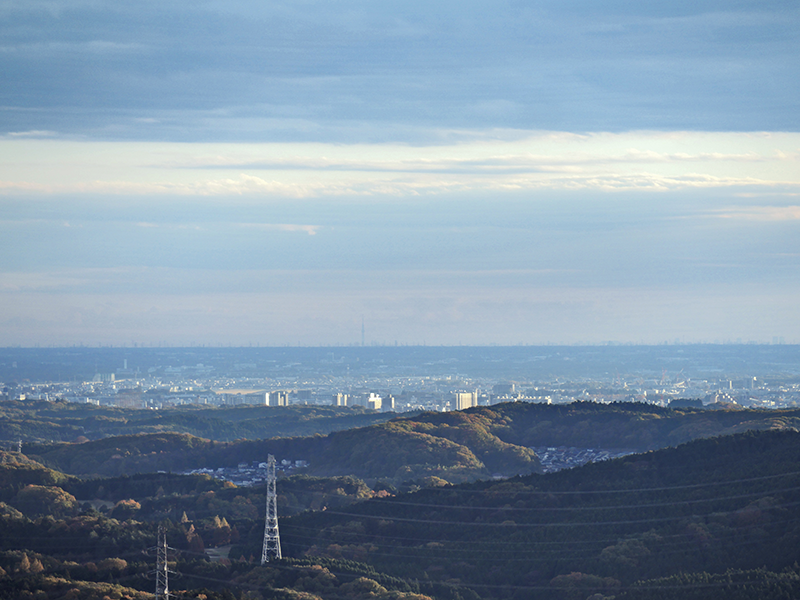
[3,345,799,412]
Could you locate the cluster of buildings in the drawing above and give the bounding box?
[3,351,800,412]
[181,459,309,487]
[4,373,800,412]
[532,446,636,473]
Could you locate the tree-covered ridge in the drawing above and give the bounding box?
[29,431,223,477]
[460,400,800,450]
[25,423,532,484]
[0,400,399,443]
[10,398,800,454]
[0,550,437,600]
[22,409,546,483]
[0,451,437,599]
[21,401,800,484]
[273,429,800,599]
[0,451,73,505]
[4,428,800,599]
[384,412,539,475]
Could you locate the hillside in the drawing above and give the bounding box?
[25,420,538,484]
[0,450,429,600]
[0,450,73,503]
[3,428,800,598]
[23,401,800,485]
[276,428,800,599]
[461,400,800,450]
[0,400,399,443]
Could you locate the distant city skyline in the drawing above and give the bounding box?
[1,2,799,346]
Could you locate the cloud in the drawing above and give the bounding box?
[734,192,800,198]
[0,171,793,199]
[709,206,800,222]
[0,132,797,203]
[164,148,772,174]
[0,41,146,54]
[0,130,796,198]
[5,130,58,138]
[0,267,572,297]
[1,1,798,140]
[193,171,792,195]
[0,270,114,292]
[238,223,320,235]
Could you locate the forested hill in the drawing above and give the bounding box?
[22,401,800,484]
[24,420,540,483]
[276,429,800,600]
[4,431,800,599]
[0,400,399,443]
[0,450,430,600]
[461,400,800,450]
[4,407,800,599]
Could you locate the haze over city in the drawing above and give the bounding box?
[1,1,799,347]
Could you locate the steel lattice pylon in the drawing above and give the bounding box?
[154,524,172,600]
[261,454,282,563]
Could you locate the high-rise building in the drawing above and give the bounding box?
[453,391,478,410]
[367,392,382,411]
[269,391,289,407]
[246,392,268,405]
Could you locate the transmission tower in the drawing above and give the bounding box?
[153,524,174,599]
[261,454,282,563]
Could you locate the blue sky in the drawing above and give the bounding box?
[1,1,799,346]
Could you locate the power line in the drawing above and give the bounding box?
[283,515,800,550]
[361,483,800,512]
[140,468,800,511]
[315,499,800,529]
[429,469,800,496]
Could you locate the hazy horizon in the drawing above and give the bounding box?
[3,344,799,385]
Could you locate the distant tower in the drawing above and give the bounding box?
[154,524,173,600]
[261,454,282,563]
[361,316,365,347]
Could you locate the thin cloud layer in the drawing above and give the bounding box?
[1,1,798,140]
[711,206,800,221]
[1,2,799,345]
[1,132,798,198]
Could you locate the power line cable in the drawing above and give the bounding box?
[356,484,800,512]
[409,469,800,496]
[313,498,800,529]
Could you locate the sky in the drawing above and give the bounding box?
[1,0,799,347]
